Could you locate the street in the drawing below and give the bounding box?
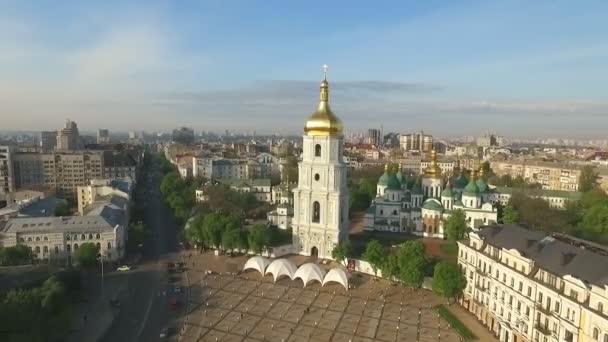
[101,156,182,342]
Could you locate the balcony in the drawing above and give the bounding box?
[535,303,552,315]
[535,323,551,336]
[475,283,489,293]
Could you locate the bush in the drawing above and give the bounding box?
[436,304,477,341]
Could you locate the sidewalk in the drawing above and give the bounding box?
[67,274,129,342]
[448,304,499,341]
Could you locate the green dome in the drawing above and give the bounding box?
[378,170,390,186]
[441,186,453,198]
[395,170,404,183]
[454,174,468,189]
[386,174,401,190]
[422,200,444,211]
[463,178,480,196]
[476,178,489,193]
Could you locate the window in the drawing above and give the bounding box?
[81,234,86,240]
[538,292,543,303]
[28,237,32,242]
[315,144,321,157]
[312,201,320,223]
[54,246,59,254]
[598,302,604,313]
[107,242,112,250]
[314,173,320,181]
[527,286,532,297]
[593,328,599,340]
[43,236,48,241]
[96,233,100,239]
[89,234,93,239]
[36,237,40,241]
[43,246,48,254]
[66,244,71,252]
[96,242,101,250]
[35,246,41,253]
[604,334,608,342]
[570,290,579,301]
[74,243,79,250]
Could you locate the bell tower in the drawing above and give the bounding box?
[292,66,349,259]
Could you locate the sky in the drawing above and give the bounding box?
[1,0,607,138]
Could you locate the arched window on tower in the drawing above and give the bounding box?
[315,144,321,157]
[312,201,320,223]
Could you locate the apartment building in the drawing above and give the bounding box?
[399,132,433,152]
[490,160,580,192]
[0,146,16,196]
[192,155,277,180]
[76,178,133,216]
[12,151,104,200]
[458,225,608,342]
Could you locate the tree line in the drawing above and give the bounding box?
[184,212,290,255]
[0,275,74,342]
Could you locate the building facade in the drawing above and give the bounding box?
[399,132,433,152]
[0,146,15,196]
[97,129,110,144]
[491,160,581,192]
[56,119,82,151]
[458,225,608,342]
[291,73,349,259]
[40,131,57,151]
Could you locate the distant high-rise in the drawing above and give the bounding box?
[400,131,433,152]
[172,127,195,144]
[56,119,82,150]
[366,128,381,146]
[0,146,15,195]
[40,131,57,151]
[97,129,110,144]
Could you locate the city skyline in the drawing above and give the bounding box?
[1,1,608,137]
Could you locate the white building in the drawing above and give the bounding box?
[291,73,349,259]
[77,178,133,216]
[364,151,498,238]
[458,225,608,342]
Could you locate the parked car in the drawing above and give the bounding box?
[159,327,176,338]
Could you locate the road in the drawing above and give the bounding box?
[101,156,181,342]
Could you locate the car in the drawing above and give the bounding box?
[173,286,182,293]
[116,265,131,272]
[160,327,176,338]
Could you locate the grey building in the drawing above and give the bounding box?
[0,146,16,196]
[40,131,57,151]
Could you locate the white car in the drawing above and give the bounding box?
[116,265,131,272]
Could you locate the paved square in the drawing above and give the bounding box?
[179,270,463,342]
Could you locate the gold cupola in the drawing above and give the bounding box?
[424,149,442,179]
[304,66,343,136]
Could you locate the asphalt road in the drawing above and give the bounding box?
[101,157,181,342]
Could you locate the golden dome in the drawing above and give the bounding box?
[304,73,343,136]
[424,149,442,179]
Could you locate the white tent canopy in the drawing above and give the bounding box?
[265,259,297,282]
[322,268,350,290]
[243,256,270,276]
[293,263,326,287]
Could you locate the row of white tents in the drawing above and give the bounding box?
[243,256,350,290]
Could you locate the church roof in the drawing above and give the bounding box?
[378,165,390,186]
[386,174,401,190]
[454,174,469,189]
[441,186,453,198]
[422,200,444,212]
[463,174,480,196]
[476,178,489,193]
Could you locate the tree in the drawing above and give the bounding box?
[444,209,468,241]
[0,244,33,266]
[349,190,371,213]
[432,261,466,301]
[54,201,70,216]
[248,224,270,254]
[75,243,99,269]
[362,240,385,277]
[581,201,608,244]
[381,254,400,282]
[579,165,599,192]
[396,241,429,287]
[501,204,519,224]
[331,241,352,265]
[221,228,240,252]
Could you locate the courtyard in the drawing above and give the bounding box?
[178,253,464,342]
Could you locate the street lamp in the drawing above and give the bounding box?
[97,253,104,300]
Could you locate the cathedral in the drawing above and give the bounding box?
[291,69,349,259]
[363,150,498,238]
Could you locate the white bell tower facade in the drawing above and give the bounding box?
[292,67,349,259]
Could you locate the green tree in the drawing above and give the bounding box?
[444,209,468,241]
[579,165,599,192]
[581,201,608,243]
[349,190,371,213]
[432,261,467,301]
[362,240,385,277]
[381,253,400,282]
[248,224,270,254]
[331,241,352,265]
[54,201,70,216]
[396,240,429,287]
[0,244,33,266]
[75,242,99,269]
[501,204,519,224]
[221,228,241,252]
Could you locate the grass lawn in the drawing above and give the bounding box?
[436,304,477,341]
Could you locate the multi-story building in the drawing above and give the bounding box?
[97,129,110,144]
[102,151,138,180]
[458,224,608,342]
[399,132,433,152]
[12,151,104,200]
[40,131,57,151]
[56,119,82,151]
[366,128,381,146]
[0,146,15,196]
[76,178,133,216]
[172,127,195,144]
[491,160,581,192]
[192,154,278,181]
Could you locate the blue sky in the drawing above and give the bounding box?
[1,0,607,137]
